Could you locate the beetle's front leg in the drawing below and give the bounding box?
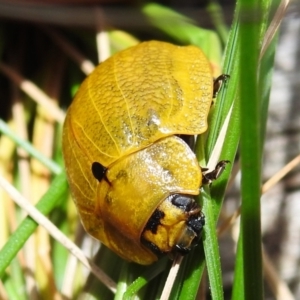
[201,160,230,185]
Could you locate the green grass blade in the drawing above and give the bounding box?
[142,2,223,66]
[258,31,279,144]
[239,0,264,299]
[188,5,241,300]
[202,188,224,300]
[1,271,25,300]
[231,235,244,299]
[206,1,229,45]
[176,245,206,300]
[123,259,168,299]
[205,13,240,158]
[164,3,241,298]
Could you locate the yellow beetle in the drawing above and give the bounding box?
[63,41,227,265]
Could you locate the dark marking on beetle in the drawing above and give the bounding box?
[104,193,113,205]
[170,194,194,211]
[91,162,108,182]
[168,194,205,255]
[168,194,200,215]
[141,238,164,257]
[187,212,205,235]
[174,212,205,255]
[143,209,165,234]
[116,170,128,181]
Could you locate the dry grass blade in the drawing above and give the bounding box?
[0,62,65,123]
[207,104,233,170]
[42,26,95,75]
[160,255,183,300]
[262,154,300,194]
[0,175,117,294]
[262,246,295,300]
[95,7,110,63]
[218,153,300,236]
[217,206,241,237]
[11,88,39,299]
[0,283,7,300]
[260,0,290,59]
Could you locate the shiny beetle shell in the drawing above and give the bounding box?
[62,41,213,265]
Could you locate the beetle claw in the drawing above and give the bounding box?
[213,74,230,98]
[202,160,230,185]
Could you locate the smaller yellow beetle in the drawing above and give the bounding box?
[63,41,228,265]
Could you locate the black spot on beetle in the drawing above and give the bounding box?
[170,194,194,211]
[187,212,205,235]
[91,162,107,182]
[141,238,164,257]
[144,209,165,234]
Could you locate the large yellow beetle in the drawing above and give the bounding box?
[63,41,227,265]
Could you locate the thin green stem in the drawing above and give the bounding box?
[239,1,264,299]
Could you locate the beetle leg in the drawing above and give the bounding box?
[202,160,230,185]
[213,74,230,98]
